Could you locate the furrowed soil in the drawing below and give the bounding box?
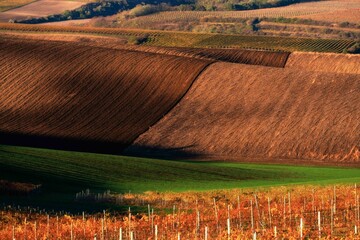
[286,51,360,74]
[0,33,290,67]
[0,38,211,152]
[126,61,360,163]
[1,36,359,164]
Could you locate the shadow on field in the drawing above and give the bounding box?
[0,132,202,160]
[0,131,127,154]
[123,144,202,160]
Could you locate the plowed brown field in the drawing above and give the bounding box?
[119,46,290,67]
[0,39,211,152]
[1,33,290,67]
[126,62,360,163]
[286,52,360,74]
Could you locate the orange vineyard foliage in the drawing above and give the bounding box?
[1,185,360,239]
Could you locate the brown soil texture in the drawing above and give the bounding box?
[0,38,211,152]
[286,52,360,74]
[0,32,289,67]
[112,46,290,68]
[0,0,84,22]
[126,62,360,163]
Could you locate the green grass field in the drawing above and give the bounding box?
[1,144,360,210]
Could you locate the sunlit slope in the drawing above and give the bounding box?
[127,61,360,163]
[0,39,211,152]
[286,52,360,74]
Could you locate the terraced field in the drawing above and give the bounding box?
[0,38,211,152]
[0,23,356,53]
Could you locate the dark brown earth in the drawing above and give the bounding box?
[0,38,211,152]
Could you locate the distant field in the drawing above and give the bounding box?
[117,1,360,28]
[107,0,360,40]
[124,1,360,22]
[0,0,36,12]
[147,32,354,52]
[297,8,360,23]
[0,23,356,52]
[0,0,85,22]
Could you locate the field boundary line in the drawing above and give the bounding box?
[126,61,216,147]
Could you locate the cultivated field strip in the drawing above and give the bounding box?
[146,33,355,53]
[0,34,290,67]
[116,46,290,67]
[64,42,291,68]
[0,23,156,36]
[0,23,355,53]
[0,39,211,152]
[126,62,360,163]
[130,0,360,23]
[286,52,360,74]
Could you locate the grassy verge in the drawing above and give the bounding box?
[1,145,360,210]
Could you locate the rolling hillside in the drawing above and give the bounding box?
[126,61,360,163]
[0,38,211,152]
[0,37,359,163]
